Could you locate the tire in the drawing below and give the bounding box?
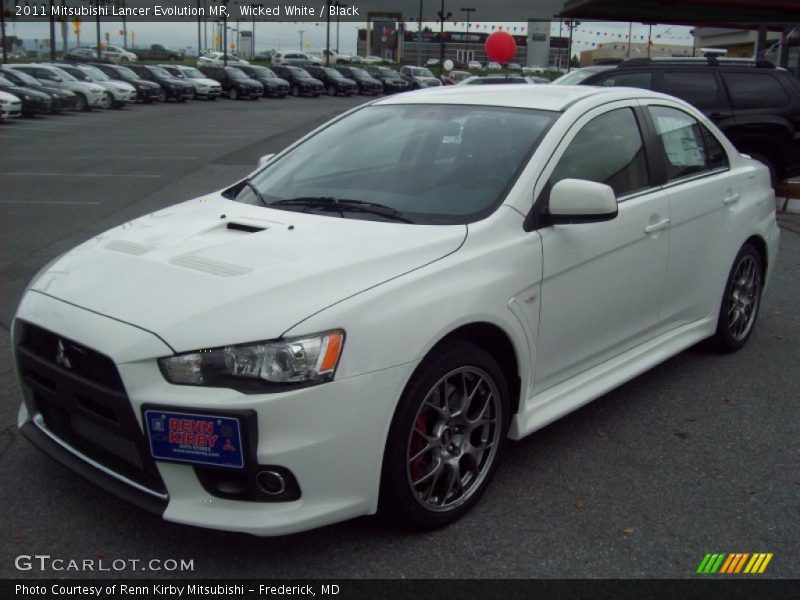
[710,243,764,352]
[192,89,198,100]
[380,341,510,530]
[327,84,337,96]
[120,57,129,65]
[99,92,112,109]
[157,88,167,102]
[229,87,239,100]
[749,153,777,187]
[74,93,88,111]
[291,84,301,97]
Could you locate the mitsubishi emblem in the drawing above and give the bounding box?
[56,340,72,369]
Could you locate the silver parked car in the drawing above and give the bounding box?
[6,64,105,111]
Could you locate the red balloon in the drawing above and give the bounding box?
[484,31,517,64]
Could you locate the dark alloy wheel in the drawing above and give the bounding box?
[380,341,509,529]
[711,243,764,352]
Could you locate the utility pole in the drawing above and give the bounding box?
[251,3,263,59]
[417,0,423,65]
[647,24,652,58]
[0,0,6,64]
[49,0,56,60]
[437,0,451,76]
[335,2,346,51]
[197,0,202,57]
[95,0,102,61]
[298,29,304,50]
[222,0,229,65]
[325,0,331,65]
[460,7,474,65]
[627,21,632,58]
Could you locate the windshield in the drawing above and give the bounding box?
[50,67,78,82]
[114,66,138,80]
[288,67,312,78]
[324,67,343,78]
[149,67,172,78]
[238,105,556,224]
[181,67,205,78]
[0,75,16,86]
[379,68,400,77]
[349,67,369,78]
[552,69,604,85]
[225,67,248,79]
[411,68,434,77]
[3,69,38,86]
[83,67,109,81]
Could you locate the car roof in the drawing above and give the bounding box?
[376,84,672,111]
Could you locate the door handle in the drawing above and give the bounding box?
[723,193,740,205]
[644,218,671,234]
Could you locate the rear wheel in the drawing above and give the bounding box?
[711,243,764,352]
[380,341,509,530]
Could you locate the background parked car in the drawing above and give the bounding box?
[576,57,800,184]
[236,65,290,98]
[305,66,358,96]
[467,60,482,69]
[0,89,22,119]
[128,64,194,102]
[272,51,321,66]
[0,66,78,112]
[64,47,98,62]
[335,66,382,95]
[364,65,410,94]
[159,65,222,100]
[459,74,529,86]
[65,45,137,64]
[90,63,162,103]
[0,74,52,116]
[198,66,263,100]
[133,44,183,62]
[197,52,250,67]
[361,55,384,64]
[270,65,324,97]
[550,65,615,85]
[53,63,136,109]
[441,70,472,85]
[6,64,105,111]
[399,66,443,89]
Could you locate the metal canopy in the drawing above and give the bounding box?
[560,0,800,25]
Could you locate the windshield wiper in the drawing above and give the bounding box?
[243,179,268,207]
[269,197,413,223]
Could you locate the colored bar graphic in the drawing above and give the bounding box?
[698,552,773,574]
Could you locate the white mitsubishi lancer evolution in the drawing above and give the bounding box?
[13,85,778,536]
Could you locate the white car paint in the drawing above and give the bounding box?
[197,52,250,67]
[163,65,222,98]
[6,64,105,108]
[57,64,137,106]
[13,85,779,536]
[0,89,22,118]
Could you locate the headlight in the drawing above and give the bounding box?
[159,330,345,388]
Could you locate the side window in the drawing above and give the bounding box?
[661,71,719,109]
[598,72,653,89]
[549,108,649,198]
[721,73,790,109]
[648,106,727,181]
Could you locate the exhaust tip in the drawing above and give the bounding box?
[256,469,286,495]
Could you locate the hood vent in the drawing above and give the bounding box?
[227,222,266,233]
[104,240,154,256]
[170,255,253,277]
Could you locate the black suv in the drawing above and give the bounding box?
[335,66,383,95]
[579,57,800,183]
[236,65,290,98]
[269,66,324,97]
[90,63,162,103]
[198,66,263,100]
[304,66,358,96]
[128,64,194,102]
[364,65,410,94]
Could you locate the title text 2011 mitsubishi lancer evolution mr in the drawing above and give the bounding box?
[14,85,778,536]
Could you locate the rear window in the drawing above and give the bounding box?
[661,71,720,109]
[721,72,790,110]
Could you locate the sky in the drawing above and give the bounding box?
[8,19,693,57]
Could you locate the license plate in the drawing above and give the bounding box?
[144,410,244,469]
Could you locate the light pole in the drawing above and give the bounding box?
[325,0,331,65]
[334,2,347,52]
[222,0,229,66]
[196,0,202,57]
[417,0,423,65]
[251,3,262,59]
[460,7,474,66]
[437,0,451,76]
[298,29,305,51]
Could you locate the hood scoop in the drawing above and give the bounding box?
[104,240,154,256]
[227,222,266,233]
[169,255,253,277]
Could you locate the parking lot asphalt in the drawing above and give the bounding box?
[1,97,798,579]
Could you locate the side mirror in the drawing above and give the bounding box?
[548,179,618,224]
[257,153,275,167]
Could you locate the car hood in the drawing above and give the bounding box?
[31,194,467,353]
[192,77,220,86]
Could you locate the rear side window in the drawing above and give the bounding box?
[661,71,720,109]
[550,108,649,198]
[598,72,653,89]
[648,106,728,181]
[722,73,790,109]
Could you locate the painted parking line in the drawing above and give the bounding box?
[2,173,161,178]
[0,200,101,205]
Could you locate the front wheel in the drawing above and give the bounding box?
[291,84,300,97]
[327,84,337,96]
[99,92,112,109]
[380,341,509,530]
[711,243,764,352]
[229,87,239,100]
[74,93,88,111]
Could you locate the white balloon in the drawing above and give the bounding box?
[443,59,454,72]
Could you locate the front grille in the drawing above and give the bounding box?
[17,321,166,495]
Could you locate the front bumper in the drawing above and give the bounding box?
[13,292,411,536]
